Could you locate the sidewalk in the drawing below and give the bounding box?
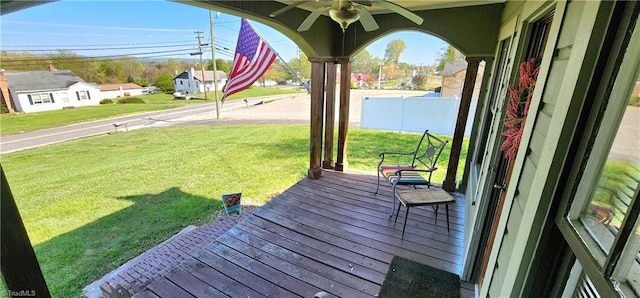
[84,207,257,298]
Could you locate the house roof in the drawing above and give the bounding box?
[4,70,91,92]
[175,70,227,81]
[100,83,142,91]
[440,61,469,76]
[193,70,227,82]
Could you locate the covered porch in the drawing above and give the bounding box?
[133,170,472,297]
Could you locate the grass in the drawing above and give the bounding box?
[0,87,304,136]
[0,125,466,297]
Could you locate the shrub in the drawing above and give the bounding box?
[118,97,145,104]
[100,99,114,104]
[1,103,9,114]
[629,94,639,106]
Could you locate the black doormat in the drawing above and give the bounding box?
[378,256,460,298]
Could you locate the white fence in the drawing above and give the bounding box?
[360,95,478,136]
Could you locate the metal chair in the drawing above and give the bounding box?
[374,130,448,217]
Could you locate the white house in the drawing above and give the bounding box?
[174,68,227,95]
[100,83,144,99]
[0,67,101,113]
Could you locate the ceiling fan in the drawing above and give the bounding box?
[269,0,424,32]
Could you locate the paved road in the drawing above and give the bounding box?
[1,89,428,155]
[0,94,305,154]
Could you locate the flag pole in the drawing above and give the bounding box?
[245,20,311,94]
[210,10,221,119]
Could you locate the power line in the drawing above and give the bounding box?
[2,43,198,52]
[0,53,202,67]
[0,40,196,48]
[2,48,200,62]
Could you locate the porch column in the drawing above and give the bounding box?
[308,58,327,179]
[1,166,51,296]
[335,58,351,172]
[443,57,483,192]
[323,61,337,169]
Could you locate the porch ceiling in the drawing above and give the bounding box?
[180,0,504,58]
[0,0,503,59]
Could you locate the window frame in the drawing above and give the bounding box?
[556,2,640,296]
[28,92,53,105]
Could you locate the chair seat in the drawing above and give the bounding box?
[396,189,456,206]
[394,188,456,238]
[380,166,428,185]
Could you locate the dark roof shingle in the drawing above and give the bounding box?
[4,70,89,92]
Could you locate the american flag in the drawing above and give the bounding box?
[222,18,276,102]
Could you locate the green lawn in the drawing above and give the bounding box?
[0,126,466,297]
[0,87,304,135]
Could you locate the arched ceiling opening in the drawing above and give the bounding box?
[1,0,503,59]
[180,1,503,59]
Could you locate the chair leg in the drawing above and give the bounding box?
[394,203,402,224]
[375,170,382,194]
[434,205,439,224]
[402,206,410,239]
[389,183,398,217]
[446,204,450,235]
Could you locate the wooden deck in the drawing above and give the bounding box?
[134,170,474,297]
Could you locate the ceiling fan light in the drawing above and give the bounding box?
[329,6,360,32]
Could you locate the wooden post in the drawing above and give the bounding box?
[335,58,351,172]
[443,57,483,192]
[308,58,326,179]
[1,165,51,297]
[323,61,336,169]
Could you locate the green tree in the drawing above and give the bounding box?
[352,49,376,74]
[154,74,175,92]
[79,59,107,84]
[135,78,149,87]
[0,51,45,71]
[384,39,406,64]
[166,58,185,74]
[263,60,288,84]
[436,45,465,71]
[122,59,144,83]
[288,52,311,80]
[207,58,231,74]
[382,62,404,81]
[412,74,427,90]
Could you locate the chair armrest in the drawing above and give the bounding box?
[377,151,416,169]
[378,151,415,158]
[394,167,438,175]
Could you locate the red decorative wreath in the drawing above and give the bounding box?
[500,58,540,159]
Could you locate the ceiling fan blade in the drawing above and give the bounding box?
[373,0,423,25]
[270,1,307,18]
[355,5,379,31]
[297,7,330,31]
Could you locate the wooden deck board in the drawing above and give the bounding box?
[136,170,473,297]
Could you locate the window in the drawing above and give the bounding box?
[28,93,53,105]
[558,3,640,296]
[76,91,91,101]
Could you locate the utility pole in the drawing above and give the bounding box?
[210,11,220,119]
[191,30,208,101]
[378,60,384,89]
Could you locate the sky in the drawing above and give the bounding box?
[0,0,449,66]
